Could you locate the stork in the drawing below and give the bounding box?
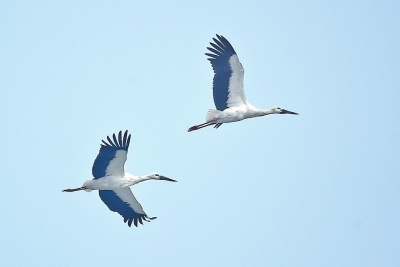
[63,130,176,227]
[188,34,298,132]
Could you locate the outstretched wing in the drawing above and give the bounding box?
[99,188,156,227]
[206,34,246,111]
[92,130,131,179]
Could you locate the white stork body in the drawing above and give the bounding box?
[63,130,176,227]
[188,34,298,132]
[81,173,160,191]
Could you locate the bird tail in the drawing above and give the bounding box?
[206,109,221,122]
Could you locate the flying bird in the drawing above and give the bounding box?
[188,34,298,132]
[63,130,176,227]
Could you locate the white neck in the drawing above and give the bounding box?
[125,173,152,186]
[250,108,276,117]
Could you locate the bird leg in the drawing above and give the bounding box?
[62,187,87,192]
[214,123,222,129]
[188,120,217,132]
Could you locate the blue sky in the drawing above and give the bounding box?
[1,1,399,266]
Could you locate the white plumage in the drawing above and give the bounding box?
[188,34,298,132]
[63,130,177,227]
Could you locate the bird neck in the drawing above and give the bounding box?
[131,173,154,184]
[124,173,150,186]
[252,108,275,117]
[139,175,152,181]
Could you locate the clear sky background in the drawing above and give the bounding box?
[1,1,399,266]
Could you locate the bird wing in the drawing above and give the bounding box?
[99,188,156,227]
[206,34,246,111]
[92,131,131,179]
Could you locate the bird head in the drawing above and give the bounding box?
[273,107,299,115]
[148,173,177,182]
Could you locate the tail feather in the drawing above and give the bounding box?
[206,109,221,122]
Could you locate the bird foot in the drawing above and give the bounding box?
[188,120,218,132]
[188,126,199,132]
[62,187,86,192]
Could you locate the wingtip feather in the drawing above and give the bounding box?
[106,136,115,147]
[118,131,123,147]
[126,134,131,149]
[112,133,119,147]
